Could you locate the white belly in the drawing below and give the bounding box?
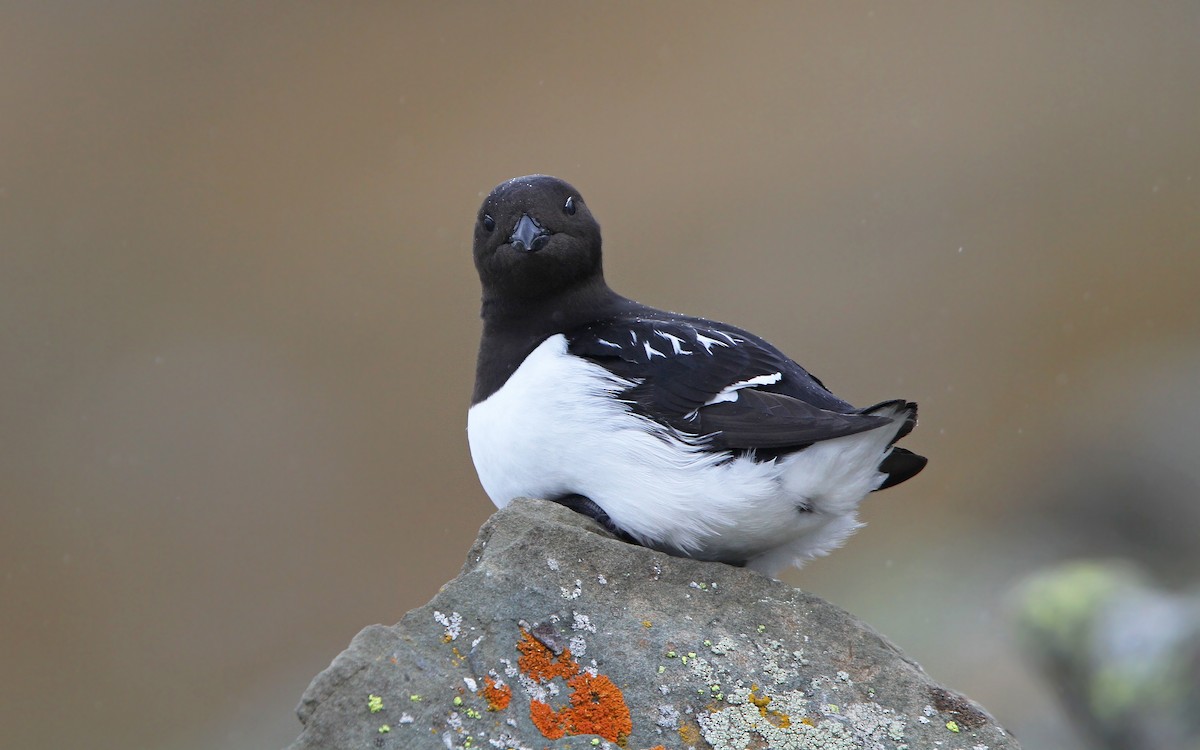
[467,335,898,574]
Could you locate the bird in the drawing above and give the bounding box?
[467,174,926,576]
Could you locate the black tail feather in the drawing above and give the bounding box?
[860,400,925,490]
[877,446,927,490]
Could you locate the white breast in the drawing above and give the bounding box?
[467,334,902,575]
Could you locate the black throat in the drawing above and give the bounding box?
[472,277,641,404]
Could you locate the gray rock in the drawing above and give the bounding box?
[290,498,1019,749]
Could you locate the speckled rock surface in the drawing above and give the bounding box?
[289,498,1019,750]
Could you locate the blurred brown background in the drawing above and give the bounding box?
[3,3,1198,748]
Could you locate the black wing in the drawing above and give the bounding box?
[564,314,894,453]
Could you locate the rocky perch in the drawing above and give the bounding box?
[289,498,1019,750]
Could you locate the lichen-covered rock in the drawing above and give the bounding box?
[289,498,1019,750]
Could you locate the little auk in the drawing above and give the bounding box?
[467,175,926,576]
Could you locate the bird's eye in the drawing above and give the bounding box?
[482,214,495,231]
[563,196,576,216]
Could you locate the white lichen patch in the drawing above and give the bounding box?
[698,686,911,750]
[560,579,583,599]
[434,610,463,641]
[499,658,518,679]
[463,676,478,692]
[487,734,534,750]
[399,713,414,724]
[755,637,802,684]
[699,686,854,750]
[656,703,681,728]
[571,612,596,632]
[708,636,739,655]
[569,634,588,657]
[686,655,723,689]
[843,701,906,743]
[596,574,607,585]
[546,558,560,571]
[515,670,549,703]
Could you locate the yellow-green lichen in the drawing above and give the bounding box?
[1014,561,1134,653]
[367,694,383,713]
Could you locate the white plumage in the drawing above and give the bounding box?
[467,334,909,576]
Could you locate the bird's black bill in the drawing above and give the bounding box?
[510,213,549,252]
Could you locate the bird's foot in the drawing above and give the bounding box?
[549,494,638,544]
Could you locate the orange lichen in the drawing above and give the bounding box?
[801,716,817,727]
[749,684,791,728]
[478,676,512,711]
[562,671,632,743]
[678,721,703,745]
[516,630,578,681]
[529,699,567,740]
[516,629,633,746]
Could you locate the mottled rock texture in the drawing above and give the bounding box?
[290,498,1019,750]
